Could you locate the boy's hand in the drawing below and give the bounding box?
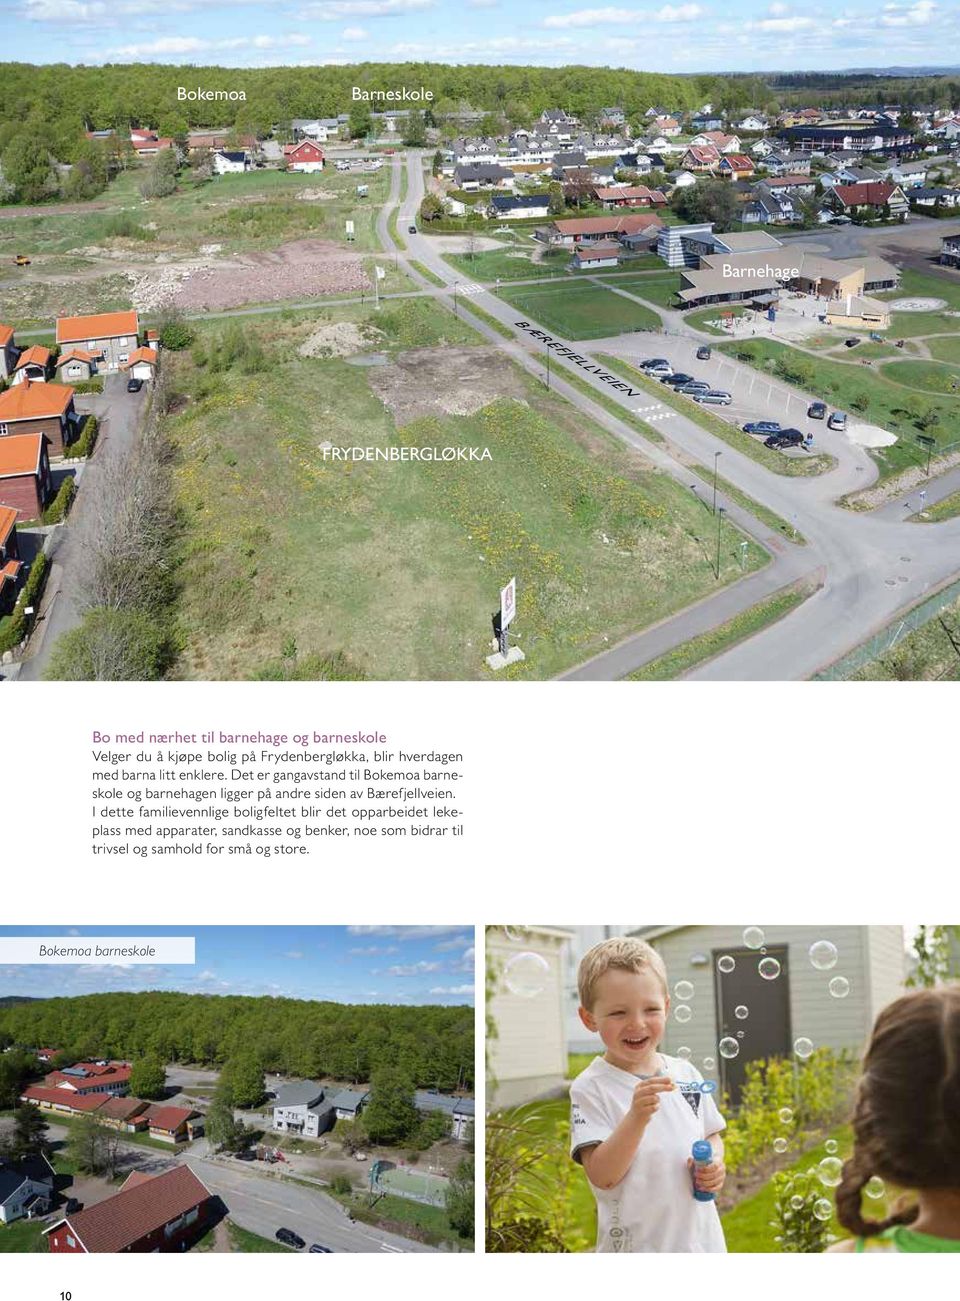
[688,1156,726,1194]
[629,1076,674,1127]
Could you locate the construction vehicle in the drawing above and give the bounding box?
[13,254,31,267]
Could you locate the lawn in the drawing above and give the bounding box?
[626,584,810,681]
[606,272,682,310]
[443,246,571,282]
[927,335,960,364]
[880,358,960,395]
[497,280,661,338]
[875,267,960,339]
[911,488,960,522]
[720,337,960,479]
[333,1189,468,1249]
[226,1220,292,1252]
[849,592,960,680]
[166,299,767,680]
[0,1219,48,1252]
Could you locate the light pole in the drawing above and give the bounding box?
[713,450,722,516]
[545,349,551,390]
[453,281,459,316]
[739,539,749,571]
[715,506,725,580]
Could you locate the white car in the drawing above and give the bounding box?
[693,390,732,405]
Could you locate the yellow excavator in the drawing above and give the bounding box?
[13,254,31,266]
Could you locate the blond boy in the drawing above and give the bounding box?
[570,937,727,1252]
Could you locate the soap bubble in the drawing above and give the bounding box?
[813,1199,833,1222]
[809,940,838,971]
[818,1157,843,1188]
[778,1107,794,1125]
[794,1037,815,1059]
[824,1139,838,1155]
[718,1037,739,1059]
[829,976,850,999]
[677,1046,691,1060]
[703,1056,715,1070]
[674,1004,692,1023]
[743,927,765,949]
[504,952,549,998]
[717,955,735,973]
[734,1005,749,1019]
[758,956,781,980]
[736,1030,745,1038]
[503,926,531,943]
[864,1176,885,1200]
[699,1080,717,1095]
[790,1195,804,1210]
[773,1137,788,1154]
[674,980,695,1000]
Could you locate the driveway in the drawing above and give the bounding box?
[17,375,147,680]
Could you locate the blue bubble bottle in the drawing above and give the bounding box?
[691,1139,715,1202]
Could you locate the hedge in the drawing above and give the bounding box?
[70,378,104,395]
[0,552,48,654]
[42,476,75,525]
[65,415,98,460]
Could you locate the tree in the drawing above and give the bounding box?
[907,926,960,986]
[431,149,443,176]
[156,308,195,351]
[419,192,444,222]
[445,1155,475,1239]
[68,1113,121,1177]
[1,132,56,203]
[44,609,172,682]
[564,167,594,209]
[0,1050,38,1109]
[672,177,739,232]
[348,104,372,140]
[1,1105,49,1162]
[548,181,565,215]
[336,1118,369,1155]
[129,1055,166,1099]
[221,1052,264,1108]
[363,1067,419,1145]
[205,1091,247,1152]
[402,110,427,148]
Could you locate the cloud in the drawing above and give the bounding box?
[24,0,107,20]
[283,950,305,959]
[544,4,702,26]
[434,936,473,951]
[428,984,475,995]
[347,925,469,940]
[348,944,397,955]
[106,33,311,57]
[387,961,441,976]
[342,25,369,37]
[880,0,936,25]
[768,0,788,11]
[454,945,476,971]
[297,0,434,18]
[746,14,815,30]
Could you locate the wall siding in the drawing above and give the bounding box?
[488,928,571,1108]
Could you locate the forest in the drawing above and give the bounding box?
[0,991,474,1091]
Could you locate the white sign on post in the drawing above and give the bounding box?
[500,577,516,630]
[345,219,355,240]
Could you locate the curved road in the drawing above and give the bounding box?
[382,150,960,680]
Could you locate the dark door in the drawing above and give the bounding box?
[713,945,791,1107]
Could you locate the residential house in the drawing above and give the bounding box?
[56,311,139,374]
[0,436,52,520]
[121,347,158,382]
[911,186,960,209]
[139,1104,203,1143]
[45,1166,214,1253]
[718,153,755,181]
[630,925,905,1104]
[488,194,551,219]
[615,152,653,175]
[488,926,573,1108]
[272,1081,336,1137]
[592,185,666,209]
[539,108,579,135]
[599,107,626,129]
[763,151,813,176]
[682,145,720,173]
[0,505,23,616]
[691,113,723,132]
[541,213,664,247]
[291,117,344,142]
[11,346,51,385]
[691,131,741,153]
[0,381,78,457]
[212,150,251,175]
[55,350,100,383]
[129,129,173,157]
[573,242,621,270]
[668,169,697,189]
[940,231,960,267]
[95,1096,150,1131]
[0,1155,55,1224]
[413,1091,476,1141]
[331,1088,370,1120]
[884,158,929,188]
[777,122,914,154]
[737,115,768,133]
[42,1061,132,1096]
[742,186,798,225]
[653,116,681,136]
[0,324,16,380]
[282,140,325,173]
[750,138,777,158]
[762,174,817,198]
[453,163,514,191]
[825,181,910,220]
[187,130,257,154]
[36,1049,58,1063]
[550,150,589,179]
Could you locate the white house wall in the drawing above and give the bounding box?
[487,927,571,1108]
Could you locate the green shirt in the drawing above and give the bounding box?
[855,1225,960,1253]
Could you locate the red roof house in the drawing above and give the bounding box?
[44,1166,214,1253]
[139,1103,203,1142]
[43,1062,132,1096]
[593,185,667,209]
[718,153,755,180]
[548,212,664,245]
[828,181,910,216]
[682,145,721,172]
[0,323,16,381]
[0,503,23,615]
[283,140,325,172]
[0,434,52,522]
[0,381,77,456]
[12,345,51,383]
[21,1086,112,1114]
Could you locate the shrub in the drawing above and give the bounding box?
[69,378,104,396]
[42,476,75,524]
[0,552,48,654]
[850,392,870,413]
[253,649,367,680]
[43,607,174,681]
[330,1174,353,1195]
[156,310,195,351]
[769,1170,833,1252]
[101,213,156,241]
[65,415,98,459]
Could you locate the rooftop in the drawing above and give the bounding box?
[274,1080,324,1108]
[56,310,139,345]
[0,433,45,478]
[0,380,73,421]
[45,1166,210,1253]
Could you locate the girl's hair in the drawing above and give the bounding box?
[836,985,960,1238]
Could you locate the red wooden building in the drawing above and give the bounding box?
[45,1166,214,1253]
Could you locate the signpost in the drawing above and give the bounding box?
[374,264,385,310]
[345,219,355,242]
[486,576,525,670]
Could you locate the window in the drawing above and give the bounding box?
[119,354,129,363]
[66,1235,75,1248]
[0,424,7,436]
[119,337,130,345]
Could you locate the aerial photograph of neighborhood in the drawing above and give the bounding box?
[486,924,960,1252]
[0,925,476,1253]
[3,3,960,680]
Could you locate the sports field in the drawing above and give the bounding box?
[378,1165,450,1205]
[498,280,661,339]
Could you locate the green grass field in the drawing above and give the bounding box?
[876,267,960,339]
[721,337,960,479]
[850,592,960,680]
[880,358,960,395]
[0,1219,49,1253]
[166,299,766,680]
[927,335,960,364]
[227,1221,292,1252]
[443,246,571,282]
[498,280,661,338]
[608,271,682,309]
[911,488,960,523]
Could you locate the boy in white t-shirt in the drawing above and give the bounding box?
[570,937,727,1253]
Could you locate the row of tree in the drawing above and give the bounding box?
[0,991,474,1092]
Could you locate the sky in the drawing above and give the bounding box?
[0,925,475,1005]
[2,1,959,72]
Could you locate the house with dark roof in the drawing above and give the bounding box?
[413,1091,475,1140]
[940,231,960,267]
[909,186,960,209]
[0,1155,55,1224]
[212,150,251,175]
[331,1088,370,1119]
[45,1166,214,1253]
[824,181,910,219]
[742,186,798,225]
[488,193,551,219]
[453,163,514,191]
[272,1080,336,1137]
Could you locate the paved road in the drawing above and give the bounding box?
[385,150,960,679]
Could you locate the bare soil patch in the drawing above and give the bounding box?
[298,321,375,358]
[367,345,524,424]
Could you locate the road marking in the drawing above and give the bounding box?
[380,1243,403,1252]
[456,283,485,296]
[633,404,673,422]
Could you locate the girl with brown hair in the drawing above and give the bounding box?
[828,984,960,1252]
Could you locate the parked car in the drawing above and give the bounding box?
[828,410,848,431]
[64,1198,82,1213]
[126,377,143,393]
[276,1228,306,1249]
[309,1244,334,1253]
[764,429,804,449]
[662,372,694,387]
[678,381,711,395]
[693,390,732,405]
[639,358,671,371]
[844,337,861,348]
[808,401,827,419]
[408,224,417,234]
[869,332,884,342]
[696,345,712,360]
[235,1149,257,1161]
[743,420,782,435]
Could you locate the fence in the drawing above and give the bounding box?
[814,574,960,680]
[372,1162,450,1207]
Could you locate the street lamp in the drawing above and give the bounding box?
[715,506,725,580]
[453,281,459,316]
[713,450,722,516]
[739,539,749,571]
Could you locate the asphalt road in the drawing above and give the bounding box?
[388,150,960,680]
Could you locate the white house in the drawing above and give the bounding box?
[212,150,250,175]
[331,1088,369,1120]
[0,1156,55,1224]
[121,347,158,382]
[272,1081,336,1137]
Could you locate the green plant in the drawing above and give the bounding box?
[65,415,98,459]
[769,1169,833,1252]
[41,475,75,524]
[0,553,48,653]
[69,378,104,395]
[485,1109,588,1253]
[157,310,195,351]
[330,1173,353,1195]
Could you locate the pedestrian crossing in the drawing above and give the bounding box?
[456,283,485,296]
[633,404,673,423]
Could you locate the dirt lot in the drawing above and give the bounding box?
[167,238,370,311]
[366,345,528,424]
